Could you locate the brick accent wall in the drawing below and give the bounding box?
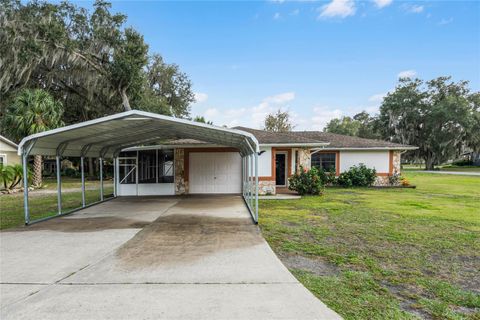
[174,148,187,195]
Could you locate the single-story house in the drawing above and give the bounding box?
[117,124,416,197]
[0,135,20,166]
[17,110,416,224]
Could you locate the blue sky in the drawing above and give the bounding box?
[88,1,479,129]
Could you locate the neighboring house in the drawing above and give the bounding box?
[0,135,20,166]
[117,126,416,196]
[462,150,480,166]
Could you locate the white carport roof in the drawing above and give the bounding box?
[18,110,259,158]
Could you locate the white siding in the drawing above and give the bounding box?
[258,147,272,177]
[340,151,389,173]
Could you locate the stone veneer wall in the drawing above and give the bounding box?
[392,151,401,174]
[174,148,187,195]
[296,148,311,171]
[373,151,402,186]
[259,180,276,195]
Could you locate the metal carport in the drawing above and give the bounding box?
[17,110,260,224]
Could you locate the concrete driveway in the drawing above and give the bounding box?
[1,196,340,320]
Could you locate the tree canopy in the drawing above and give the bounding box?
[0,0,194,133]
[324,111,381,139]
[264,109,294,132]
[378,76,479,169]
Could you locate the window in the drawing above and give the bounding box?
[0,154,5,166]
[158,150,174,183]
[311,152,336,172]
[138,150,157,183]
[118,149,174,184]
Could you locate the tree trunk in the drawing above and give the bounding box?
[425,156,435,170]
[33,155,42,187]
[121,88,131,111]
[88,157,95,177]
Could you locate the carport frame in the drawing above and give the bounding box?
[18,110,260,225]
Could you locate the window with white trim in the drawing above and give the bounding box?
[311,152,336,172]
[0,154,6,166]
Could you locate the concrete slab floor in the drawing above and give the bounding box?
[1,195,341,319]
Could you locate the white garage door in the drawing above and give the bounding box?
[189,152,242,194]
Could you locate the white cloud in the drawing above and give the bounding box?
[439,18,453,25]
[319,0,356,18]
[273,12,281,19]
[290,9,300,15]
[368,92,387,103]
[198,92,296,129]
[398,70,417,79]
[310,107,344,130]
[404,4,424,13]
[373,0,392,8]
[194,92,208,103]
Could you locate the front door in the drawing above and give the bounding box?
[275,153,287,186]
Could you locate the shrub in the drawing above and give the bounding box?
[317,167,337,186]
[63,167,79,177]
[451,159,473,166]
[0,164,27,190]
[337,164,377,187]
[388,170,401,186]
[288,166,324,195]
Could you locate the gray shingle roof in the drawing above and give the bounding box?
[293,131,415,149]
[232,127,326,144]
[234,127,415,149]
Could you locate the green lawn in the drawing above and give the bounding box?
[0,179,113,229]
[403,165,480,173]
[259,172,480,320]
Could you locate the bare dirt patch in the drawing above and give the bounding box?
[279,253,339,277]
[116,214,263,268]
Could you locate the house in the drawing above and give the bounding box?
[17,110,417,224]
[116,124,416,196]
[0,135,20,166]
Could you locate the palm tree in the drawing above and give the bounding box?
[4,89,64,186]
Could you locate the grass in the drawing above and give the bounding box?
[0,177,113,229]
[403,164,480,173]
[259,172,480,320]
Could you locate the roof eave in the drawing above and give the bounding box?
[260,143,330,147]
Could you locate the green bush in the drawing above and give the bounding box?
[288,166,324,195]
[451,159,473,166]
[317,167,337,186]
[337,164,376,187]
[63,167,79,178]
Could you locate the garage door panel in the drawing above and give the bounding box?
[189,152,241,194]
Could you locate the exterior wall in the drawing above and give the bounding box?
[391,150,401,174]
[295,148,311,171]
[0,140,20,166]
[258,147,272,176]
[339,151,390,174]
[174,148,187,195]
[258,180,276,195]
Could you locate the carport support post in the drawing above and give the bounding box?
[99,157,104,201]
[22,154,30,224]
[255,152,259,222]
[113,157,117,197]
[81,156,86,207]
[250,153,254,210]
[56,155,62,215]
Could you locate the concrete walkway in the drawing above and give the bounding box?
[414,170,480,176]
[0,195,341,319]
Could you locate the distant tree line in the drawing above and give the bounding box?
[324,77,480,170]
